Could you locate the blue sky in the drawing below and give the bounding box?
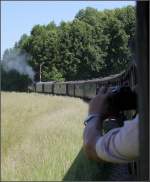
[1,1,135,58]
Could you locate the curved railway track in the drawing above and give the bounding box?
[35,63,137,100]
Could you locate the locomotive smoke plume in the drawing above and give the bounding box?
[2,51,35,81]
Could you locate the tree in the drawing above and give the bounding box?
[1,48,33,91]
[2,5,136,83]
[75,7,100,26]
[114,6,136,59]
[1,64,32,92]
[20,23,60,81]
[99,11,131,75]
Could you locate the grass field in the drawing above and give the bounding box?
[1,92,106,181]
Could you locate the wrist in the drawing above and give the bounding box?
[84,114,99,126]
[84,114,103,131]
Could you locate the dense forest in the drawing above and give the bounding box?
[1,6,136,91]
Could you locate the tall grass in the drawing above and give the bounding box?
[1,92,105,181]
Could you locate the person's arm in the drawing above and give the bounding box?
[83,87,110,161]
[95,115,139,163]
[83,86,139,163]
[83,117,105,161]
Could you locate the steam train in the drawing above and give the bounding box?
[33,64,136,100]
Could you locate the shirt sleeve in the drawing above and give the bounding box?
[95,115,139,163]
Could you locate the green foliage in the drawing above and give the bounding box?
[1,67,32,91]
[1,48,32,91]
[2,6,136,83]
[75,7,100,26]
[42,67,64,81]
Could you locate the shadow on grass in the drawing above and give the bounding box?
[63,147,136,181]
[63,148,114,181]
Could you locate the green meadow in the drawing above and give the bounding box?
[1,92,106,181]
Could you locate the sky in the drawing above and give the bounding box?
[1,1,136,58]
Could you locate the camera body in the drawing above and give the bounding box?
[107,86,137,113]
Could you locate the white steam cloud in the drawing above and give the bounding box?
[2,51,35,81]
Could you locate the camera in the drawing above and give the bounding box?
[107,86,137,113]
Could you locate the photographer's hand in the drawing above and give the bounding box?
[89,86,111,120]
